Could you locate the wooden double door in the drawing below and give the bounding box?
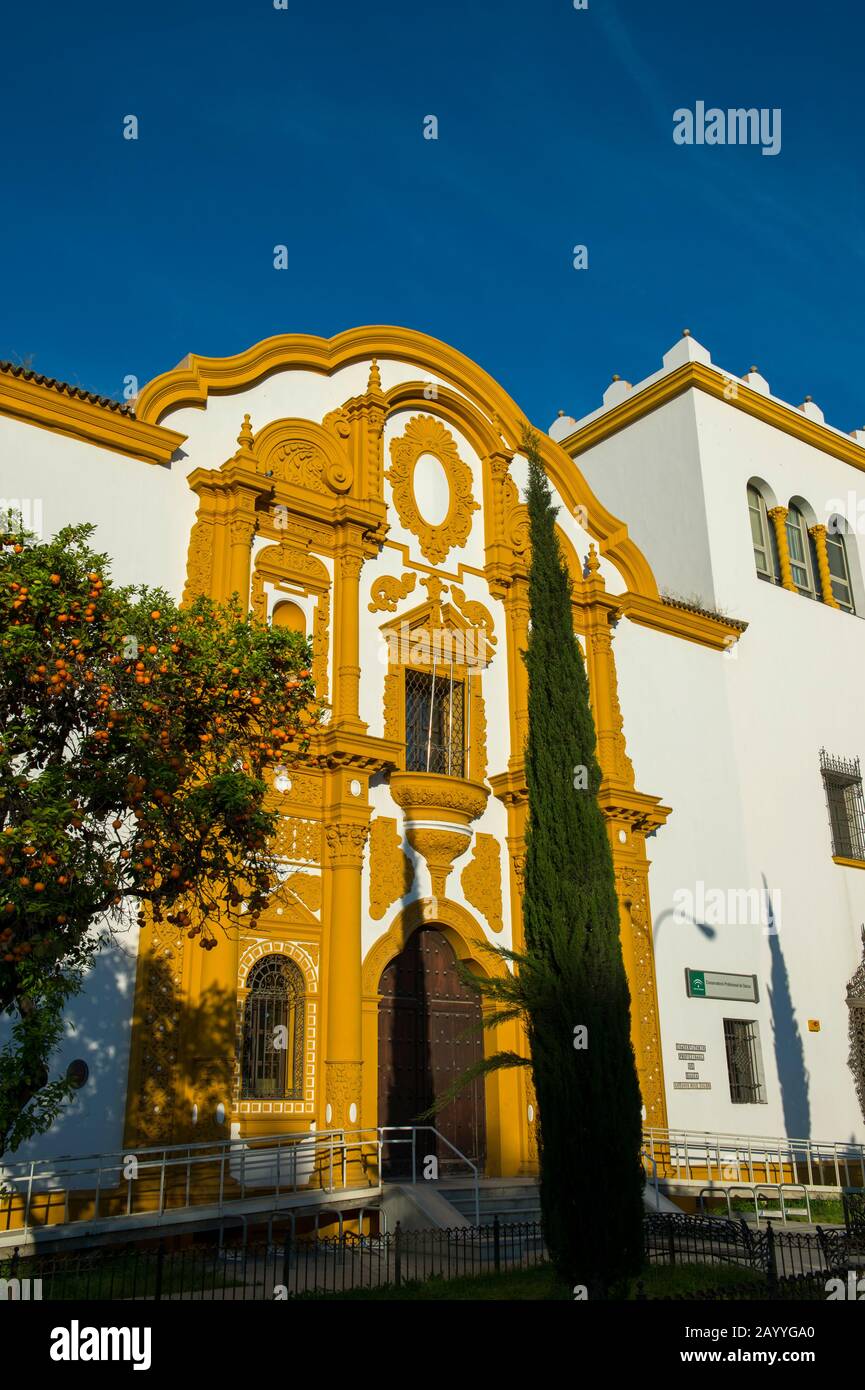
[377,927,486,1175]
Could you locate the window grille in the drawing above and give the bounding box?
[240,956,304,1100]
[820,749,865,862]
[723,1018,766,1104]
[405,668,465,777]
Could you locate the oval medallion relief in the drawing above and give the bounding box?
[386,415,479,565]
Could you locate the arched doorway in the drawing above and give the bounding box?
[378,926,486,1175]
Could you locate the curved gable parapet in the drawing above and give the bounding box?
[138,325,659,602]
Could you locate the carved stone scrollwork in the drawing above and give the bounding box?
[270,439,354,496]
[368,572,417,613]
[369,817,415,919]
[183,518,215,604]
[461,833,503,933]
[312,588,331,700]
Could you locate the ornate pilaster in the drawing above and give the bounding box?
[809,524,841,608]
[572,546,670,1129]
[227,512,258,606]
[323,821,369,1130]
[504,579,530,761]
[768,505,797,592]
[334,546,365,730]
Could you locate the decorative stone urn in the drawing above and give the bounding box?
[388,771,489,897]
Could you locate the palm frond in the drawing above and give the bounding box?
[415,1050,531,1119]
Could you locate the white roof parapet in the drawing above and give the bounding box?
[741,365,770,395]
[552,332,864,453]
[799,396,825,424]
[549,409,579,440]
[602,376,633,408]
[661,329,712,371]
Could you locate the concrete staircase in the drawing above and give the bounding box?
[438,1178,542,1227]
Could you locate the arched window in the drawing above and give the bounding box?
[826,524,856,613]
[241,956,305,1100]
[747,484,780,583]
[785,504,817,598]
[271,600,307,635]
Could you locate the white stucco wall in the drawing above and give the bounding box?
[607,386,865,1144]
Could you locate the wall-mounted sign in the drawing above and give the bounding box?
[673,1041,711,1090]
[686,968,759,1003]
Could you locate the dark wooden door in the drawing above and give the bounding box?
[378,927,486,1175]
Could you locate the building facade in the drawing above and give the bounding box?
[1,325,864,1174]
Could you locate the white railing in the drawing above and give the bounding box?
[643,1125,865,1193]
[0,1125,480,1237]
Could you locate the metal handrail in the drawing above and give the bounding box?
[0,1124,480,1236]
[697,1181,813,1225]
[643,1125,865,1194]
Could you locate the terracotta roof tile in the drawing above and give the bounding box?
[0,360,136,417]
[661,593,748,631]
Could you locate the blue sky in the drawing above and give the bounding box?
[1,0,862,432]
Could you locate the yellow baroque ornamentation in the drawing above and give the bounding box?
[389,771,489,823]
[183,516,216,603]
[382,669,401,742]
[325,822,369,866]
[281,869,323,914]
[615,864,667,1129]
[312,588,331,701]
[273,817,322,864]
[368,572,417,613]
[369,817,414,920]
[449,586,496,645]
[386,415,479,565]
[325,1059,362,1128]
[460,833,503,934]
[406,826,470,898]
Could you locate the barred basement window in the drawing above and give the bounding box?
[241,956,305,1100]
[820,749,865,861]
[405,668,465,777]
[723,1018,766,1104]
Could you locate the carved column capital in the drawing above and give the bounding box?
[325,822,369,866]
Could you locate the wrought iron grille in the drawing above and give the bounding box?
[240,956,305,1101]
[820,749,865,861]
[404,668,465,777]
[723,1018,765,1104]
[848,929,865,1126]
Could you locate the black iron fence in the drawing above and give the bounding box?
[0,1218,544,1301]
[1,1211,862,1301]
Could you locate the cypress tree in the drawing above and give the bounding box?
[521,429,644,1292]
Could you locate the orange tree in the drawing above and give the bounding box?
[0,521,318,1153]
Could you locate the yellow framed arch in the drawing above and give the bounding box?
[361,895,505,997]
[360,896,522,1177]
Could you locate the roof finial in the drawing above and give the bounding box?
[682,328,691,337]
[368,359,382,393]
[584,543,601,578]
[234,413,256,466]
